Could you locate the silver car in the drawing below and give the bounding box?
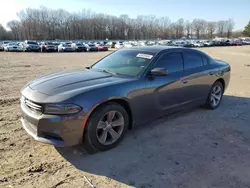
[4,42,23,52]
[58,43,74,52]
[23,40,40,52]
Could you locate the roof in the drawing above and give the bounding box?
[121,46,211,59]
[123,46,183,53]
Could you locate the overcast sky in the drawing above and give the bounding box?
[1,0,249,30]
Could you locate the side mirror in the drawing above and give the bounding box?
[150,68,168,76]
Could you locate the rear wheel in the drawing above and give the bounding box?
[205,81,224,110]
[83,102,129,153]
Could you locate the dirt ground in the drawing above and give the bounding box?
[1,46,250,188]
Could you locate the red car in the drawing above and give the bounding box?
[97,45,108,51]
[232,40,242,46]
[40,42,57,52]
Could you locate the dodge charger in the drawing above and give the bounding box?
[20,46,231,152]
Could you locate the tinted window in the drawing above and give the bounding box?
[184,52,203,69]
[156,52,183,73]
[202,56,209,65]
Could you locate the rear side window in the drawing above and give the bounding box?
[202,56,209,65]
[156,52,184,73]
[183,52,203,69]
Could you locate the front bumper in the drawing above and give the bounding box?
[76,47,87,52]
[62,48,74,52]
[45,48,57,52]
[26,47,40,52]
[8,48,23,52]
[20,97,85,147]
[89,48,98,51]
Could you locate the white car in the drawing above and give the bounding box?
[137,41,146,46]
[129,41,138,46]
[1,41,10,51]
[191,42,202,47]
[146,41,156,46]
[114,43,124,49]
[203,41,213,46]
[58,43,74,52]
[123,42,132,48]
[4,42,23,52]
[105,42,113,48]
[174,41,186,47]
[71,43,87,52]
[242,40,250,45]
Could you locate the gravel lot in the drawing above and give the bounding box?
[1,46,250,188]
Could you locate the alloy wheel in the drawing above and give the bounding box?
[96,110,125,145]
[210,85,222,107]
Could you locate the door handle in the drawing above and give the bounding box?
[182,80,188,84]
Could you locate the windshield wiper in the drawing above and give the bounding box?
[101,69,118,76]
[91,68,131,77]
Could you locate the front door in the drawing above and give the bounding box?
[146,52,189,114]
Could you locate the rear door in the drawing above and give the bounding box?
[182,50,211,103]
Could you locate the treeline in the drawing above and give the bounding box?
[0,6,241,40]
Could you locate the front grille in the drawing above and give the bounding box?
[24,98,43,113]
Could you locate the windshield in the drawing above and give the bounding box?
[76,43,82,46]
[27,41,37,45]
[8,43,16,46]
[91,50,155,76]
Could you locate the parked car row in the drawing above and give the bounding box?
[0,40,109,52]
[1,38,250,52]
[104,38,250,49]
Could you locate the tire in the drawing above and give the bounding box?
[83,102,129,153]
[205,81,224,110]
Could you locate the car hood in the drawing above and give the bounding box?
[28,69,130,96]
[28,44,39,47]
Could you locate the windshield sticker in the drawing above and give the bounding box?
[136,53,153,59]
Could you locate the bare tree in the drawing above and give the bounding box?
[185,21,192,38]
[217,20,226,37]
[3,7,238,40]
[173,18,184,38]
[192,19,206,39]
[225,19,235,38]
[206,21,217,38]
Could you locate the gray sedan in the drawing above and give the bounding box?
[20,46,230,152]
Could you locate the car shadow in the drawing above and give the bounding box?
[56,95,250,187]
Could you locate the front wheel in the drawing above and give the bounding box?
[83,102,129,153]
[205,81,224,110]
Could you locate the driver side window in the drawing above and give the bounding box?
[155,52,184,74]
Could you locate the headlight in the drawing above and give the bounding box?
[44,104,82,115]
